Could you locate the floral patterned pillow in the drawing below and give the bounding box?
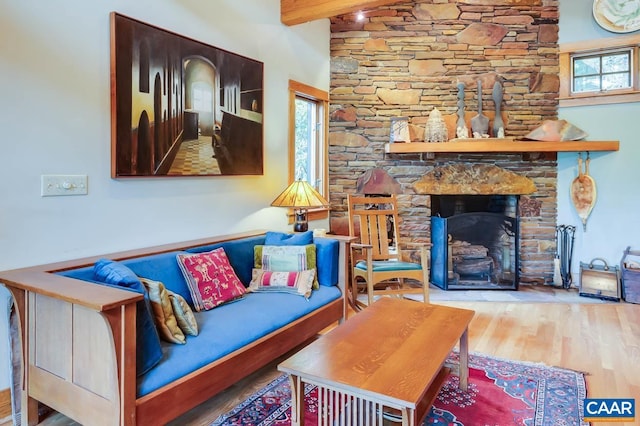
[176,248,246,311]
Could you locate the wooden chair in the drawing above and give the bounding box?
[347,194,430,310]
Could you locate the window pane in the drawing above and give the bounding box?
[603,72,631,90]
[294,98,313,182]
[290,82,327,200]
[574,76,601,92]
[602,53,630,73]
[574,57,600,76]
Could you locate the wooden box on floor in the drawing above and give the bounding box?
[579,258,621,302]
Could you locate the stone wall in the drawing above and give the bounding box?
[328,0,560,284]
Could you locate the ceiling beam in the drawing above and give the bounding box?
[281,0,407,26]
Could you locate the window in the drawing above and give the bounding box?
[192,82,213,112]
[560,34,640,107]
[572,50,631,93]
[289,80,329,221]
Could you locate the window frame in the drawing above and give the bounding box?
[560,34,640,107]
[288,80,329,222]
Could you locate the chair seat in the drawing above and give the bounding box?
[355,260,422,272]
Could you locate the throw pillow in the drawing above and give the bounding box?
[92,258,163,375]
[167,290,198,336]
[94,258,146,293]
[140,278,186,345]
[176,248,247,311]
[254,244,318,289]
[264,231,313,246]
[248,268,316,298]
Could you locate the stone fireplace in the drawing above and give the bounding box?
[327,1,560,286]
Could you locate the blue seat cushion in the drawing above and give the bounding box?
[136,285,341,397]
[355,260,422,272]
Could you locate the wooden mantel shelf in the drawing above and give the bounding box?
[384,139,619,154]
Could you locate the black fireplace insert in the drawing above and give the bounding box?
[430,195,519,290]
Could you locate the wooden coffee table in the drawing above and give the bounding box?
[278,298,475,426]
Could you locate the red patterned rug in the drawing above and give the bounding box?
[212,352,588,426]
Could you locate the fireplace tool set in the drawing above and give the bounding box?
[555,225,576,289]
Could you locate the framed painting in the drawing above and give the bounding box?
[110,12,264,177]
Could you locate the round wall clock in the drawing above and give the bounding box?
[593,0,640,33]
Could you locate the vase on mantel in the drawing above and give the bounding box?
[492,81,504,138]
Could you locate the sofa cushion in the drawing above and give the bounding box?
[94,258,146,293]
[168,290,198,336]
[176,248,247,311]
[254,244,316,271]
[141,278,185,344]
[313,237,339,287]
[264,230,313,245]
[118,251,193,306]
[248,268,315,298]
[137,285,342,397]
[185,235,266,286]
[91,259,163,375]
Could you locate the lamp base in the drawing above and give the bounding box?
[293,222,308,232]
[294,211,308,232]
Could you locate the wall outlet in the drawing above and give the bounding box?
[41,175,88,197]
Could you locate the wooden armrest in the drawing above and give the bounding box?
[351,243,373,249]
[0,268,141,312]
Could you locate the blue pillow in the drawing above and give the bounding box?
[93,259,163,376]
[264,231,313,246]
[94,258,146,293]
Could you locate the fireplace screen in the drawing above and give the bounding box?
[430,195,519,290]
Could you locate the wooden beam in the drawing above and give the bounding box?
[281,0,406,26]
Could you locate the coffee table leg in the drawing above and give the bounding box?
[288,375,305,426]
[459,327,469,391]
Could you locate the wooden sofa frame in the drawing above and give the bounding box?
[0,230,351,425]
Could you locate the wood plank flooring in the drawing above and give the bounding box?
[30,301,640,425]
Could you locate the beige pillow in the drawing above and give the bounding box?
[140,278,186,344]
[167,290,198,336]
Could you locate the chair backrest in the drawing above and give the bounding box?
[347,194,402,262]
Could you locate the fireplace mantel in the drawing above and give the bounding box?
[385,139,619,154]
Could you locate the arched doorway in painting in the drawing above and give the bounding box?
[136,111,152,175]
[183,57,217,138]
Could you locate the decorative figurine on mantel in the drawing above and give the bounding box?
[425,107,448,142]
[455,82,469,139]
[492,80,505,138]
[471,80,489,138]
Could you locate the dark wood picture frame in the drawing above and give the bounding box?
[110,12,264,177]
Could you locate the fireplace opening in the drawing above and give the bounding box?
[430,195,519,290]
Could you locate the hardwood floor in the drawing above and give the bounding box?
[33,301,640,426]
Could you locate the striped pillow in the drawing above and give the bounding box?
[254,244,318,289]
[248,268,316,298]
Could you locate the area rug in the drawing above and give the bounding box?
[212,352,587,426]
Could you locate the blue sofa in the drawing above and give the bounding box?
[0,230,350,425]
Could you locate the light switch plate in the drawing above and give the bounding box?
[41,175,88,196]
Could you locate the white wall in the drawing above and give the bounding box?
[558,2,640,282]
[0,0,329,391]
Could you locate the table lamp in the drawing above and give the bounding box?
[271,180,329,232]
